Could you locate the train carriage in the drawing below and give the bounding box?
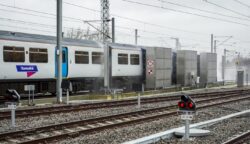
[0,31,105,95]
[110,43,145,90]
[0,31,146,96]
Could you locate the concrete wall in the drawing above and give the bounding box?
[145,47,172,89]
[200,53,217,85]
[176,50,197,86]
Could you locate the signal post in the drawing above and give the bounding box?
[178,95,196,140]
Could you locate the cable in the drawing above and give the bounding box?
[233,0,250,9]
[62,1,209,35]
[122,0,250,26]
[0,17,56,28]
[0,2,210,36]
[0,3,87,22]
[0,15,208,45]
[154,0,250,22]
[0,8,84,24]
[217,36,233,47]
[0,8,55,20]
[0,24,55,34]
[0,17,98,34]
[204,0,250,19]
[0,2,247,48]
[115,25,210,44]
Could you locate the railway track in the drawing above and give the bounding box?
[0,89,248,120]
[223,131,250,144]
[0,93,249,144]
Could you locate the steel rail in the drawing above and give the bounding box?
[0,94,249,144]
[223,131,250,144]
[0,89,247,120]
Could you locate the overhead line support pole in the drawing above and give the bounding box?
[101,0,110,90]
[222,49,226,85]
[135,29,138,45]
[56,0,62,103]
[211,34,214,53]
[112,17,115,43]
[214,40,217,53]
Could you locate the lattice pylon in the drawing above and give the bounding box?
[100,0,110,42]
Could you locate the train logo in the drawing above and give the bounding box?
[147,60,154,68]
[16,65,38,77]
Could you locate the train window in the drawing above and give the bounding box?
[130,54,140,65]
[29,48,48,63]
[92,52,103,64]
[3,46,25,62]
[75,51,89,64]
[62,51,66,63]
[118,53,128,65]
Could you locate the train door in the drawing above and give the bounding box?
[55,47,68,77]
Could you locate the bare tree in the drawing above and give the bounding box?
[65,27,100,41]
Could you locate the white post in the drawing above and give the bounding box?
[137,93,141,108]
[184,118,190,140]
[142,83,144,94]
[66,89,69,105]
[246,74,248,86]
[8,103,16,128]
[32,89,34,105]
[28,89,31,105]
[56,0,63,103]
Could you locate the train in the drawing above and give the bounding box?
[0,30,217,96]
[0,30,146,96]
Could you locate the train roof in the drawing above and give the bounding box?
[0,30,102,48]
[109,43,141,51]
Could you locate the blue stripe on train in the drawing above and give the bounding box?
[55,47,68,78]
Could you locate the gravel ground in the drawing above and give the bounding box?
[0,95,218,133]
[0,100,178,133]
[0,96,247,133]
[0,86,243,111]
[158,116,250,144]
[55,100,250,144]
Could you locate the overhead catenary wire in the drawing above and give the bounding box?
[204,0,250,19]
[0,3,88,23]
[0,2,212,43]
[0,2,208,36]
[0,17,101,38]
[0,1,249,50]
[63,1,209,35]
[0,15,208,45]
[154,0,250,22]
[0,8,55,20]
[0,17,91,32]
[216,36,233,47]
[233,0,250,9]
[122,0,250,26]
[0,8,86,24]
[0,24,55,34]
[0,17,209,50]
[115,25,209,44]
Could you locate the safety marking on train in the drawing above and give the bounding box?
[148,69,153,75]
[16,65,38,77]
[147,59,154,68]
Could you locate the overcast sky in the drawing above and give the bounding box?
[1,0,250,80]
[0,0,250,52]
[0,0,250,64]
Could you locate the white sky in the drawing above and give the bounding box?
[0,0,250,80]
[0,0,249,52]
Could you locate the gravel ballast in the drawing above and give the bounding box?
[0,96,215,133]
[55,100,250,144]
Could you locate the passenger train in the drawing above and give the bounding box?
[0,30,145,96]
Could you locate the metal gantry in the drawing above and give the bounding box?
[56,0,63,103]
[100,0,110,42]
[101,0,111,90]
